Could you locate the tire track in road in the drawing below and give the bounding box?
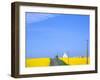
[50,58,67,66]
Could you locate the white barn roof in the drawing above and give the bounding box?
[63,52,68,58]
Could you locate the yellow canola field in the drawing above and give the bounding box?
[26,57,90,67]
[26,58,50,67]
[60,57,90,65]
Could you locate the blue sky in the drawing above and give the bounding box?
[25,12,90,58]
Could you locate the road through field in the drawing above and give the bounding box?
[50,58,67,66]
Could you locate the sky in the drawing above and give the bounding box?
[25,12,90,58]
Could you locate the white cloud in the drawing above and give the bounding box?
[26,13,55,24]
